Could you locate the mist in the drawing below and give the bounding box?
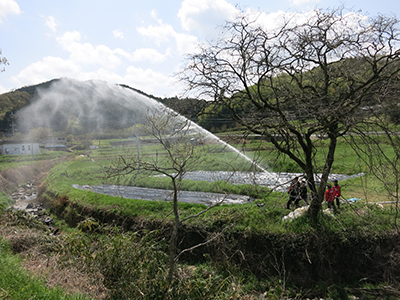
[16,78,163,135]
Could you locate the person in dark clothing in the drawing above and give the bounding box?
[286,177,299,209]
[296,180,309,206]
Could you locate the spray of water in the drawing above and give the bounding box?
[185,121,269,173]
[16,78,268,171]
[17,78,161,134]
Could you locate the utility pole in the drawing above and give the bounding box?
[10,112,15,136]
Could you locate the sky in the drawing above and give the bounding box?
[0,0,399,98]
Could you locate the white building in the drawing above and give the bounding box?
[41,136,67,145]
[0,143,40,155]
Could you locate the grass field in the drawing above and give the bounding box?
[35,134,399,236]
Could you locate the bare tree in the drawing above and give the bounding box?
[180,8,400,220]
[345,92,400,229]
[106,107,230,284]
[0,49,8,72]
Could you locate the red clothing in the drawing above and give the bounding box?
[333,184,341,197]
[325,188,336,203]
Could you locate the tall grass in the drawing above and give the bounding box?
[0,237,90,300]
[59,225,250,299]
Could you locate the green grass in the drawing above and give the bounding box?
[0,152,65,171]
[237,138,371,174]
[42,155,400,234]
[85,135,377,176]
[5,134,399,234]
[36,131,400,234]
[0,192,13,210]
[0,238,90,300]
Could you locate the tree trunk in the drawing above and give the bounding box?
[167,179,180,284]
[308,135,337,221]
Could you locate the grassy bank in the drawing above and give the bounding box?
[0,236,91,300]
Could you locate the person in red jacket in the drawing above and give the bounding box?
[325,184,336,210]
[333,179,341,209]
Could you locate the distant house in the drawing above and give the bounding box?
[43,145,69,152]
[41,136,67,145]
[41,136,70,152]
[0,143,40,155]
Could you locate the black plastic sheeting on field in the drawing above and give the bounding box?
[72,184,251,205]
[73,171,364,205]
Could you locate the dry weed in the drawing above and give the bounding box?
[0,226,108,299]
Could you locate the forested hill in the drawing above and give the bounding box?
[0,78,206,135]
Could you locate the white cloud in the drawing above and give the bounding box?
[56,31,81,51]
[124,65,176,95]
[114,48,132,59]
[150,9,158,20]
[10,53,179,97]
[177,0,238,36]
[137,16,199,55]
[174,32,199,54]
[10,56,81,87]
[0,0,21,22]
[132,48,171,63]
[113,30,124,39]
[250,10,298,32]
[8,7,190,97]
[56,31,126,69]
[45,15,57,32]
[253,9,368,36]
[75,66,179,96]
[137,23,176,44]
